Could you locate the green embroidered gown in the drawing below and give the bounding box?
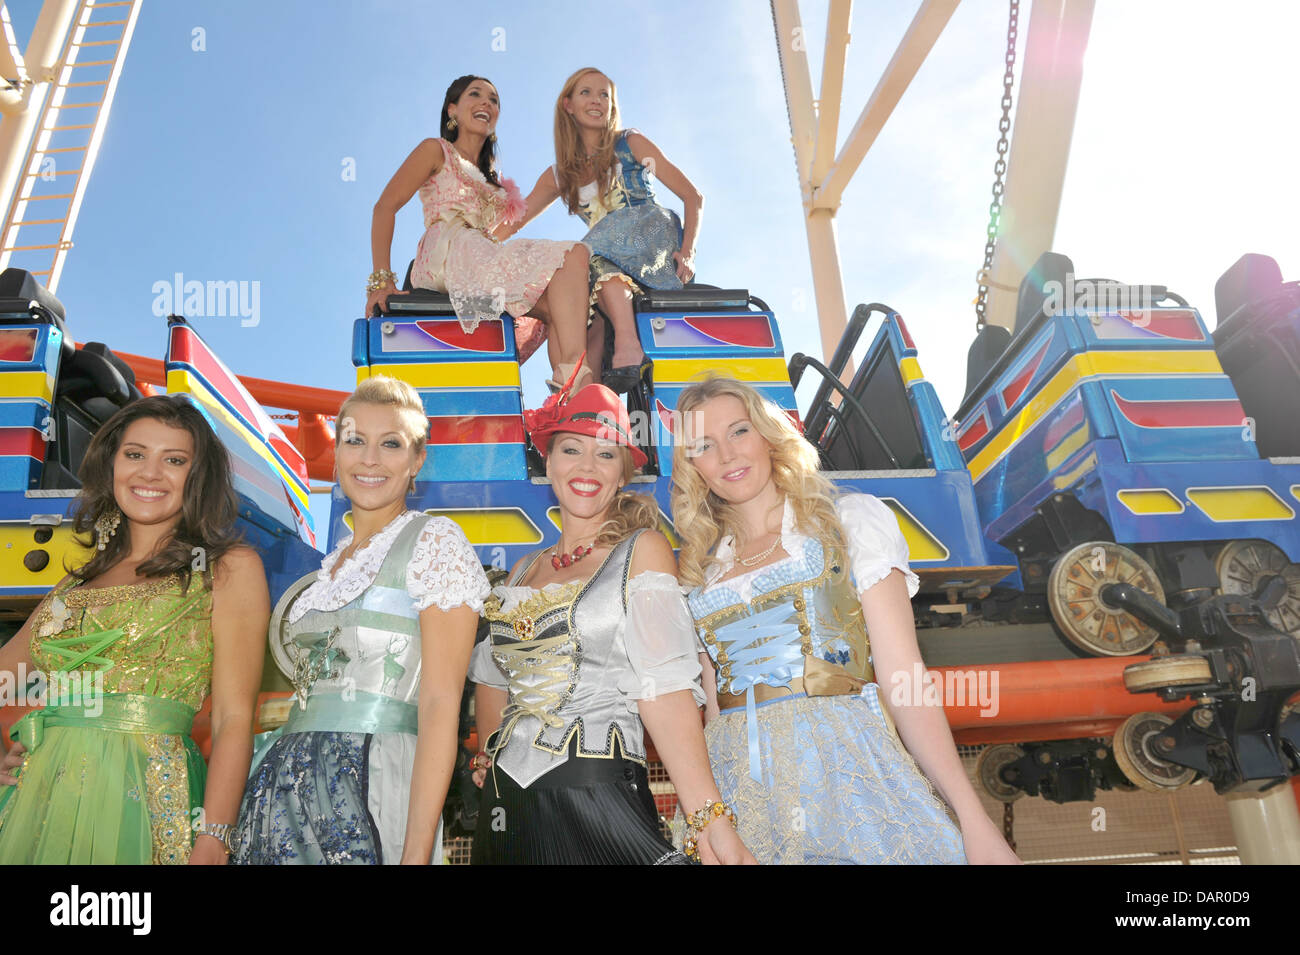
[0,574,212,864]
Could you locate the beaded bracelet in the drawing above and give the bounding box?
[366,268,397,292]
[683,799,737,860]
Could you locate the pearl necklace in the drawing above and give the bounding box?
[738,533,782,568]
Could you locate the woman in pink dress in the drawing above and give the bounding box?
[367,75,593,391]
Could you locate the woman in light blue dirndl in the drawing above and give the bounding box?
[501,68,703,393]
[672,379,1022,865]
[231,377,488,864]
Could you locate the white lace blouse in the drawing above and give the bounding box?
[469,569,704,708]
[288,510,490,624]
[701,493,920,603]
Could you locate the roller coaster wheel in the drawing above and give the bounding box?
[1123,655,1214,693]
[1047,542,1166,656]
[975,743,1026,803]
[268,571,319,681]
[1216,539,1300,635]
[1113,712,1196,792]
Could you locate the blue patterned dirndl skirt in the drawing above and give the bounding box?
[583,203,684,291]
[704,685,967,865]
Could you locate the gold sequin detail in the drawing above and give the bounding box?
[483,581,583,631]
[144,733,193,865]
[28,575,213,712]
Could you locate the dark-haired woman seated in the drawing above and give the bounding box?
[0,395,269,864]
[367,74,594,392]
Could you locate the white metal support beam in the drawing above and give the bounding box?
[0,0,79,237]
[984,0,1094,330]
[815,0,960,213]
[810,0,851,185]
[772,0,818,192]
[0,4,30,114]
[773,0,959,368]
[0,0,142,290]
[772,0,851,367]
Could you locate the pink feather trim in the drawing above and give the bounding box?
[501,177,526,224]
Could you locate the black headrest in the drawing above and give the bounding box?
[1215,254,1283,328]
[82,342,141,397]
[1013,252,1074,336]
[964,324,1012,403]
[0,268,66,323]
[60,346,131,406]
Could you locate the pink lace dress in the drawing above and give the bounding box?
[410,139,578,364]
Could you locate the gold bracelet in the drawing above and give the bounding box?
[682,798,737,860]
[366,268,396,292]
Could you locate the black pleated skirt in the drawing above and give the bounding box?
[471,739,689,865]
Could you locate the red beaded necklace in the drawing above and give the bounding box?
[551,541,594,570]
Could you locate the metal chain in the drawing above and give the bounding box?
[974,0,1021,330]
[1003,801,1017,852]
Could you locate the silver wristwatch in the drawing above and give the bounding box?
[197,821,236,853]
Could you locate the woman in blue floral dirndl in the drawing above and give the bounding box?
[672,378,1021,865]
[231,377,489,864]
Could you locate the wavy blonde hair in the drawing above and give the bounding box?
[337,376,428,451]
[548,439,659,548]
[553,67,621,214]
[670,378,845,588]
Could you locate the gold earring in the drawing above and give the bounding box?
[489,132,496,143]
[408,474,417,494]
[447,114,458,131]
[94,506,122,551]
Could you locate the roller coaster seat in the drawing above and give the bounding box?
[0,267,74,363]
[633,287,752,312]
[42,341,144,490]
[959,252,1075,411]
[373,259,456,315]
[957,250,1182,422]
[963,324,1011,404]
[1212,253,1300,458]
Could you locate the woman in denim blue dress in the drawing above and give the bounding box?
[500,67,704,393]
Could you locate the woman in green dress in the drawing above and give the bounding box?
[0,395,269,864]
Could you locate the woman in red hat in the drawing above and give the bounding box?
[468,371,754,864]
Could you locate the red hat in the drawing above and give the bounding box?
[523,362,647,469]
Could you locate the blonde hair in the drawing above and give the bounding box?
[337,376,429,450]
[670,378,845,588]
[553,67,621,214]
[547,439,659,547]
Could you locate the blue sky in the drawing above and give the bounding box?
[5,0,1298,533]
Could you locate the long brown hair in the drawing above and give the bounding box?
[553,67,621,214]
[70,395,242,590]
[441,74,501,187]
[670,378,845,588]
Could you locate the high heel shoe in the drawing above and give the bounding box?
[603,355,652,395]
[546,362,594,394]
